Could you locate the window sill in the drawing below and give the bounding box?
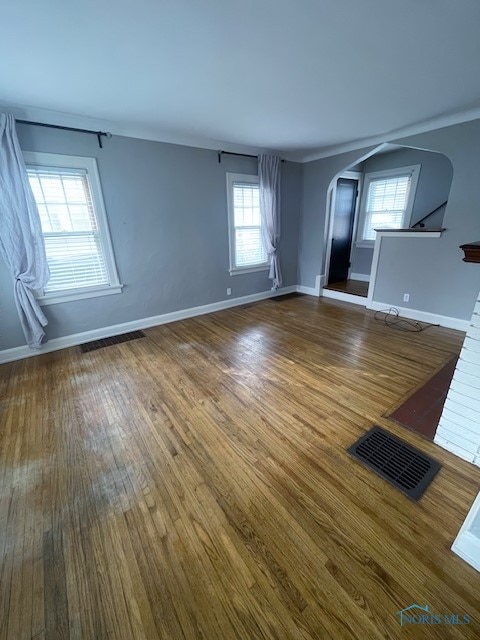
[355,241,375,248]
[37,284,123,306]
[229,265,269,276]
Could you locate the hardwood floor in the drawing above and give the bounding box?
[1,294,479,639]
[325,279,369,297]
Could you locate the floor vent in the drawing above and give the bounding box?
[269,292,303,301]
[348,426,441,501]
[80,330,146,353]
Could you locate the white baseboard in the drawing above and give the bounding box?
[322,288,367,307]
[297,285,317,295]
[350,272,370,282]
[1,284,469,364]
[367,301,470,332]
[296,274,324,297]
[0,285,297,364]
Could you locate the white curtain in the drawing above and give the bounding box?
[0,113,50,348]
[259,154,282,289]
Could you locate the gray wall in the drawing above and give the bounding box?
[350,147,453,275]
[299,118,480,321]
[372,119,480,320]
[351,247,373,276]
[0,126,302,350]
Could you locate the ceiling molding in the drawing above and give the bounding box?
[0,101,273,159]
[3,100,480,165]
[287,105,480,163]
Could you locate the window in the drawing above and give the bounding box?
[227,173,268,274]
[357,165,420,244]
[24,152,121,305]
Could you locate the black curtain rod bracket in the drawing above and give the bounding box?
[16,119,112,149]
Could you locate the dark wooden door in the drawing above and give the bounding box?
[328,178,358,285]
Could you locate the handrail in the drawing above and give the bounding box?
[411,201,448,228]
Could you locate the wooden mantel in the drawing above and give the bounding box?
[460,241,480,263]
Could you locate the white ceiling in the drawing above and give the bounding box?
[2,0,480,161]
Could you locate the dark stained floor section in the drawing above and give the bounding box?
[325,279,369,297]
[388,356,457,440]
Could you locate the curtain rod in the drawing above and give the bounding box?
[16,119,111,148]
[217,150,284,163]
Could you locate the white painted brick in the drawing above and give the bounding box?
[434,435,476,463]
[436,291,480,468]
[440,417,480,443]
[461,349,480,366]
[437,415,480,442]
[467,325,480,340]
[449,379,480,403]
[438,415,480,442]
[444,397,480,424]
[449,389,480,413]
[464,336,480,353]
[456,358,480,377]
[437,423,479,456]
[454,369,480,391]
[442,406,480,435]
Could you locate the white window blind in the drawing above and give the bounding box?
[27,166,110,293]
[362,174,412,241]
[232,181,267,268]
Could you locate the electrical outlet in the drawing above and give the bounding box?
[226,288,232,296]
[403,293,410,302]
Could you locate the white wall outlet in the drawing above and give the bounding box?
[403,293,410,302]
[226,288,232,296]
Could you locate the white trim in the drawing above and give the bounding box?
[339,171,363,179]
[297,275,323,297]
[6,100,480,164]
[226,172,269,274]
[229,266,269,276]
[355,241,375,249]
[367,230,443,305]
[322,288,367,307]
[434,435,477,464]
[23,151,122,304]
[322,147,393,287]
[37,284,123,306]
[366,301,469,332]
[452,492,480,571]
[356,165,421,245]
[350,273,370,283]
[0,286,297,364]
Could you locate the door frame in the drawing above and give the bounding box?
[324,170,363,287]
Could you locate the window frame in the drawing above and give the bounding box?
[23,151,122,305]
[355,165,421,247]
[226,172,269,275]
